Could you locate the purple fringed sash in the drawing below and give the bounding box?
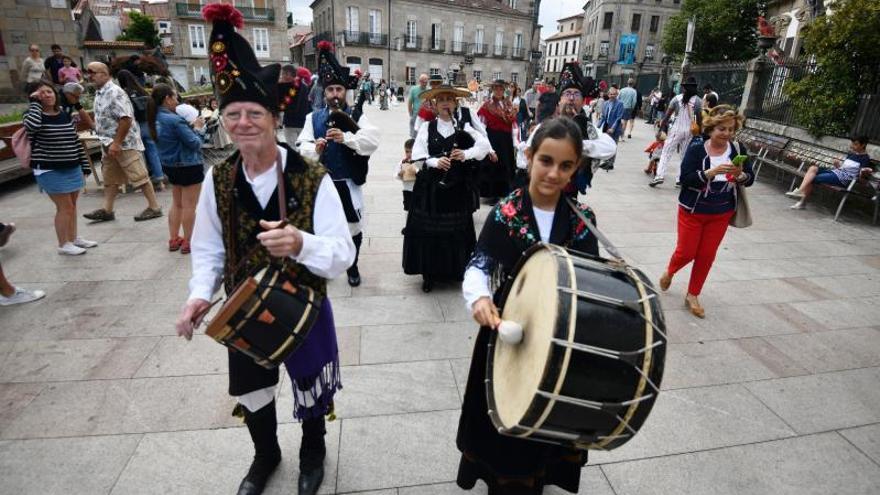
[283,298,342,420]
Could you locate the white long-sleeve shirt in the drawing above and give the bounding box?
[523,121,618,162]
[411,117,492,168]
[188,145,356,302]
[296,111,380,160]
[461,206,556,310]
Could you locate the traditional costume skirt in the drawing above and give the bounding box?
[402,167,478,281]
[456,326,588,494]
[479,128,515,199]
[229,299,341,420]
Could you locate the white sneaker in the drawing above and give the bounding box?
[73,237,98,249]
[790,201,806,210]
[785,188,804,199]
[58,242,86,255]
[0,287,46,306]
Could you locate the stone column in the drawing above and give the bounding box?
[739,36,776,117]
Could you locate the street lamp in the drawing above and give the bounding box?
[659,54,673,93]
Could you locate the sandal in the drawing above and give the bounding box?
[180,239,191,254]
[169,237,184,252]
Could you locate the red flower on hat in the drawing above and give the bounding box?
[202,3,244,29]
[211,53,228,72]
[317,40,335,52]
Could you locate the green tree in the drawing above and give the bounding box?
[662,0,767,63]
[116,11,160,48]
[785,0,880,137]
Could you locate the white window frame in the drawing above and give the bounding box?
[473,69,482,81]
[431,23,442,50]
[429,67,441,77]
[346,6,359,33]
[494,30,504,55]
[193,66,208,85]
[406,66,416,85]
[406,20,418,47]
[253,28,270,58]
[157,21,171,35]
[492,71,502,81]
[510,72,518,84]
[369,9,380,34]
[453,23,464,52]
[475,27,484,48]
[189,24,206,56]
[513,33,523,52]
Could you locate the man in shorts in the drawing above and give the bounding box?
[82,62,162,222]
[618,78,638,141]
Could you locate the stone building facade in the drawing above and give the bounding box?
[580,0,683,81]
[167,0,290,90]
[309,0,540,87]
[0,0,82,98]
[541,14,583,84]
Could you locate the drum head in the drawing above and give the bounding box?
[494,246,560,429]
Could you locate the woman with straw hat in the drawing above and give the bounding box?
[403,84,491,292]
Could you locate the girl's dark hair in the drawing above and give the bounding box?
[24,80,60,113]
[404,138,415,149]
[116,69,147,96]
[529,117,583,160]
[147,83,176,142]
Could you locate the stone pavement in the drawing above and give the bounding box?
[1,100,879,495]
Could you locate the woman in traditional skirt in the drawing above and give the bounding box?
[458,118,599,494]
[403,85,491,293]
[478,79,518,202]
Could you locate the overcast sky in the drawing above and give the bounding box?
[286,0,582,39]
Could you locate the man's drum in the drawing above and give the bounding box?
[486,243,666,451]
[206,265,323,369]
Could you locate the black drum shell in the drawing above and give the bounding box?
[489,246,665,451]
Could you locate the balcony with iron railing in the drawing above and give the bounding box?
[428,38,446,53]
[471,43,488,56]
[340,31,389,47]
[511,47,526,59]
[402,34,422,51]
[176,3,275,22]
[451,41,470,54]
[491,45,507,58]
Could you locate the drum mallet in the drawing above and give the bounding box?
[496,320,523,345]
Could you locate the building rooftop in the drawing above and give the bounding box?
[545,29,583,42]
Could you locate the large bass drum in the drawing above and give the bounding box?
[486,243,666,451]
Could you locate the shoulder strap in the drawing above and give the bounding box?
[564,197,623,261]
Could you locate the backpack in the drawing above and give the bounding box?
[11,127,32,169]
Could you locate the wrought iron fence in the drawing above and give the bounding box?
[688,61,748,106]
[852,94,880,143]
[752,59,814,125]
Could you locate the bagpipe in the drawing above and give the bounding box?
[324,89,370,185]
[436,108,476,189]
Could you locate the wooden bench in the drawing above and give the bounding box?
[738,128,879,223]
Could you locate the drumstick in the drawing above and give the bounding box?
[495,320,523,345]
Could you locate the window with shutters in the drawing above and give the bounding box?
[406,67,416,85]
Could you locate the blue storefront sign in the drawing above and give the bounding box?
[618,34,638,65]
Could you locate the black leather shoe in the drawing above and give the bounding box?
[236,452,281,495]
[297,465,324,495]
[422,278,433,293]
[347,266,361,287]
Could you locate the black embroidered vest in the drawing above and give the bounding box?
[213,148,328,297]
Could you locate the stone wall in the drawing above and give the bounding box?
[747,118,880,161]
[0,0,82,95]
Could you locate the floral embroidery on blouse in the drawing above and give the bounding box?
[494,189,538,244]
[569,202,596,242]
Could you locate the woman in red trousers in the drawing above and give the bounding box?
[659,105,754,317]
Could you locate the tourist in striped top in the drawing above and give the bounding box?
[23,80,98,255]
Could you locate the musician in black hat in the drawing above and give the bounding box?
[296,41,379,288]
[517,62,616,197]
[175,5,355,495]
